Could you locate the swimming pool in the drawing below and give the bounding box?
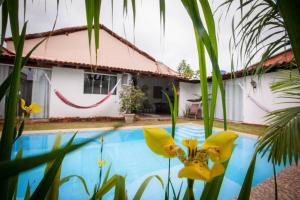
[12,124,284,199]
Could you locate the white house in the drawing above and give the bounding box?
[178,50,296,125]
[0,25,296,125]
[0,25,181,119]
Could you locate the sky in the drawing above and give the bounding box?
[9,0,239,75]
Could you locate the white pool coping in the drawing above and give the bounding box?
[21,122,259,139]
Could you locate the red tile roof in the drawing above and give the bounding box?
[2,24,182,79]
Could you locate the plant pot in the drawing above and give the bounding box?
[123,113,135,123]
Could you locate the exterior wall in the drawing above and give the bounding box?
[214,78,244,122]
[49,67,122,118]
[178,82,201,117]
[179,69,298,125]
[241,70,298,124]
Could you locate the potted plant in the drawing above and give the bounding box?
[119,84,144,123]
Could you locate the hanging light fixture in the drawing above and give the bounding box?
[250,78,257,89]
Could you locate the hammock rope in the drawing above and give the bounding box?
[44,73,121,109]
[237,81,271,113]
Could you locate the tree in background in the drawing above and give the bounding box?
[177,59,194,79]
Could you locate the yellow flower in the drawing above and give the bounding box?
[182,139,198,157]
[178,162,224,181]
[20,98,41,114]
[201,131,238,163]
[143,128,238,182]
[97,160,107,167]
[144,128,179,158]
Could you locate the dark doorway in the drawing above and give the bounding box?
[18,71,33,116]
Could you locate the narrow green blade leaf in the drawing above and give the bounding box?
[24,183,30,200]
[60,175,90,196]
[102,163,112,186]
[0,128,118,179]
[237,152,257,200]
[30,134,76,200]
[133,175,164,200]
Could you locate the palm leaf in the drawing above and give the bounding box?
[257,71,300,165]
[277,0,300,70]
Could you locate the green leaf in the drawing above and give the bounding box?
[30,134,76,200]
[6,0,19,49]
[133,175,164,200]
[123,0,128,16]
[102,163,112,187]
[94,175,125,199]
[256,71,300,166]
[14,120,24,142]
[159,0,166,34]
[277,0,300,71]
[85,0,94,52]
[93,0,101,63]
[30,155,64,200]
[44,134,63,200]
[60,175,90,196]
[131,0,136,27]
[7,148,23,200]
[0,22,27,162]
[0,37,46,102]
[114,175,126,200]
[0,128,118,179]
[237,151,257,200]
[24,183,31,200]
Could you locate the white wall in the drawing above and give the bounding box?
[241,70,298,124]
[178,82,201,117]
[49,67,122,118]
[179,69,298,125]
[214,78,244,122]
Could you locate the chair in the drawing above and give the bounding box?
[189,104,201,119]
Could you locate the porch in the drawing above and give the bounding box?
[134,75,178,115]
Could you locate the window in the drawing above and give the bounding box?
[84,73,117,95]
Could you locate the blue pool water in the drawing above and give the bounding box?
[12,125,285,199]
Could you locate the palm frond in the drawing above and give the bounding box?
[221,0,290,71]
[257,71,300,165]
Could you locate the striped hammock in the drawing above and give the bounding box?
[44,73,121,109]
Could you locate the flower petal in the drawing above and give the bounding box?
[20,98,26,111]
[202,131,238,147]
[29,102,41,113]
[210,163,225,179]
[144,128,176,158]
[178,164,211,181]
[182,139,198,151]
[202,131,238,162]
[97,160,107,167]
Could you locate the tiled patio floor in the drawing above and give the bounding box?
[250,164,300,200]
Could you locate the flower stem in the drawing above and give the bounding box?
[187,179,195,200]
